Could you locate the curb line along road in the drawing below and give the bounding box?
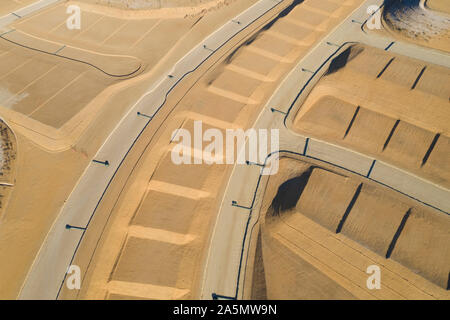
[201,0,450,300]
[18,0,286,300]
[8,0,449,300]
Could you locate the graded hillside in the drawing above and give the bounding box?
[55,0,367,300]
[0,0,208,138]
[80,0,233,10]
[379,0,450,52]
[291,44,450,189]
[248,156,449,299]
[73,0,244,19]
[0,0,262,298]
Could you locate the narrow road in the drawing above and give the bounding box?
[17,0,286,300]
[201,0,450,300]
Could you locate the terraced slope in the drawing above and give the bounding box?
[292,44,450,188]
[0,1,205,134]
[252,156,449,299]
[0,0,263,299]
[58,0,366,300]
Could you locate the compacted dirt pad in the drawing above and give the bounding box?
[252,156,449,299]
[1,0,448,301]
[57,0,368,300]
[292,44,450,188]
[0,0,264,298]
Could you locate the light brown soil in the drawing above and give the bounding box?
[291,44,450,188]
[55,0,367,300]
[0,0,261,298]
[250,156,449,299]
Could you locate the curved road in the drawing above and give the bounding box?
[201,0,450,300]
[9,0,449,300]
[17,0,286,300]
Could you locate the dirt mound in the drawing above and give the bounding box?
[251,157,450,299]
[383,0,450,52]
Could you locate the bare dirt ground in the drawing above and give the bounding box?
[290,44,450,189]
[378,0,450,52]
[1,0,448,301]
[56,0,367,300]
[0,0,261,298]
[248,156,449,299]
[426,0,450,14]
[0,0,37,16]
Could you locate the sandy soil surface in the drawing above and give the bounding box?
[248,156,449,299]
[0,0,262,298]
[379,0,450,52]
[55,0,367,300]
[290,44,450,189]
[0,1,37,16]
[76,0,241,18]
[425,0,450,14]
[81,0,231,10]
[0,1,207,138]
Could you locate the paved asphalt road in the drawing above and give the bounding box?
[200,0,450,300]
[17,0,287,300]
[8,0,449,299]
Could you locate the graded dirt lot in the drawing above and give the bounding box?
[55,0,368,300]
[291,44,450,189]
[1,0,448,302]
[0,0,264,298]
[426,0,450,14]
[0,1,212,135]
[378,0,450,52]
[78,0,240,13]
[248,156,449,299]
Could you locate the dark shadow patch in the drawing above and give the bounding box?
[251,232,267,299]
[447,272,450,290]
[421,133,440,167]
[336,183,363,233]
[344,106,360,138]
[383,119,400,151]
[190,16,203,29]
[384,0,420,14]
[224,31,261,64]
[224,0,304,65]
[377,57,395,78]
[270,167,314,216]
[386,208,411,259]
[411,66,426,90]
[325,45,364,76]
